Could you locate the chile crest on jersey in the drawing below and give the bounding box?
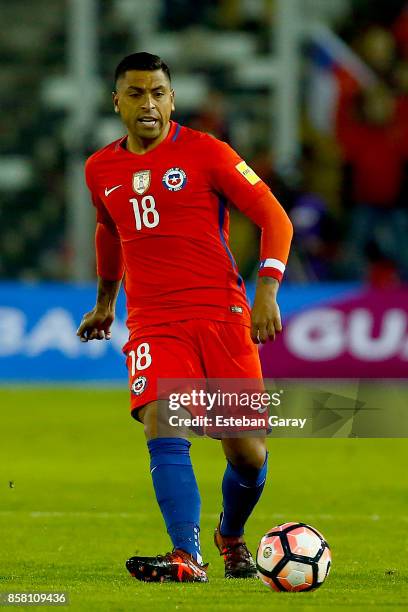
[162,167,187,191]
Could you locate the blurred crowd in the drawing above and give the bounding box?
[297,1,408,285]
[1,0,408,285]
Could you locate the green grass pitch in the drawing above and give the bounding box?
[1,387,407,611]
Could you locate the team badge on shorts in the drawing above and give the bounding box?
[162,167,187,191]
[133,170,151,195]
[131,375,147,396]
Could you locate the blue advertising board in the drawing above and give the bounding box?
[0,282,356,382]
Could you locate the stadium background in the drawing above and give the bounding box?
[1,0,408,381]
[1,1,408,610]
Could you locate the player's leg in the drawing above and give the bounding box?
[124,325,207,582]
[213,435,267,578]
[220,435,267,537]
[197,320,268,578]
[139,400,202,564]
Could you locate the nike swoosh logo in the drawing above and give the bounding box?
[104,184,123,197]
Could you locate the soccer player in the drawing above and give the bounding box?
[77,52,293,583]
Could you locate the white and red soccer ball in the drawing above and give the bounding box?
[256,522,331,592]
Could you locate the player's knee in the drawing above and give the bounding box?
[139,402,159,440]
[223,438,267,470]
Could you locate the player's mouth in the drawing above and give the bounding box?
[137,117,159,128]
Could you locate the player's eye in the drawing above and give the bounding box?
[154,92,165,98]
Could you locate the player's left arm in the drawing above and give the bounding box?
[244,188,293,345]
[208,139,293,344]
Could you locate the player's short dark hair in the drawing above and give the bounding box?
[114,52,171,88]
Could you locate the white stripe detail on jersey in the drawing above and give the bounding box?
[260,258,285,273]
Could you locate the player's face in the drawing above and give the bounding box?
[113,70,175,141]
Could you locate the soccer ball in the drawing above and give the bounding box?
[256,522,331,592]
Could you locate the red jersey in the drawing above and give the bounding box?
[85,122,292,336]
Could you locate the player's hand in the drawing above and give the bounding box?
[250,278,282,344]
[76,307,115,342]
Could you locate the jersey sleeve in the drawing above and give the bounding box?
[206,138,293,282]
[85,159,124,281]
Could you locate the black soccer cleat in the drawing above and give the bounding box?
[126,548,209,583]
[214,524,258,579]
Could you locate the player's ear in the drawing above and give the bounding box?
[112,91,120,114]
[170,89,175,112]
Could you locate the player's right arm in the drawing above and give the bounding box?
[77,275,122,342]
[77,161,124,342]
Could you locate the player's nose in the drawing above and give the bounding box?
[141,94,155,110]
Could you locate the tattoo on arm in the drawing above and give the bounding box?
[260,277,279,287]
[257,276,280,297]
[96,277,122,310]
